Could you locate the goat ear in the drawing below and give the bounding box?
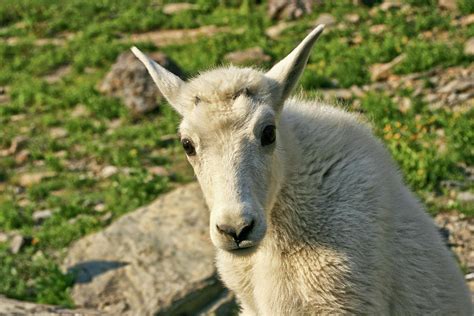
[265,25,325,108]
[131,47,186,115]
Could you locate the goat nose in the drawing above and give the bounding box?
[216,220,255,243]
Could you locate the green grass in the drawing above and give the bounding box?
[0,0,473,307]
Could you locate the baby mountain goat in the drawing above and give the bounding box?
[132,25,471,314]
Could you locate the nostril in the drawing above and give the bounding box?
[216,220,255,244]
[216,224,237,240]
[237,219,254,242]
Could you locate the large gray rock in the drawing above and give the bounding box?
[98,51,184,114]
[268,0,314,20]
[0,296,101,315]
[64,183,236,315]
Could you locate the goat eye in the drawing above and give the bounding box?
[261,125,276,147]
[181,138,196,156]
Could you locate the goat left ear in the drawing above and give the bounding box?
[265,25,325,108]
[131,47,187,115]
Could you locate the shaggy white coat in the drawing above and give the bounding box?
[132,25,472,315]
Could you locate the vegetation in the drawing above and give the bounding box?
[0,0,472,307]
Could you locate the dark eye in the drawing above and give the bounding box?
[261,125,276,147]
[181,138,196,156]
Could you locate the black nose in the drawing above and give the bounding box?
[216,220,255,244]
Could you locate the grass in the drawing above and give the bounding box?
[0,0,473,307]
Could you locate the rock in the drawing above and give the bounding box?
[398,97,412,113]
[0,233,8,243]
[49,127,68,138]
[98,51,184,114]
[129,26,238,47]
[147,166,170,177]
[162,3,198,15]
[379,0,401,11]
[344,13,360,23]
[457,191,474,204]
[10,235,25,254]
[71,104,90,118]
[18,171,55,187]
[100,166,119,178]
[0,136,27,157]
[438,0,457,11]
[265,21,295,39]
[369,54,406,82]
[268,0,313,20]
[32,210,53,224]
[224,47,271,66]
[459,14,474,27]
[15,149,30,165]
[314,13,336,27]
[321,89,353,101]
[464,37,474,56]
[42,65,71,84]
[0,296,102,315]
[0,86,9,104]
[435,212,473,272]
[94,203,106,212]
[64,183,233,315]
[369,24,387,34]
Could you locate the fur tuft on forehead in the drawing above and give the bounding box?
[186,66,267,106]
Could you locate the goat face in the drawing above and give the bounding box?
[176,74,283,252]
[131,25,325,253]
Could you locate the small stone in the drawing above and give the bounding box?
[438,0,457,11]
[314,14,336,27]
[351,33,363,45]
[15,149,29,165]
[369,54,406,82]
[224,47,271,66]
[18,171,55,187]
[268,0,313,20]
[49,127,68,139]
[399,97,412,113]
[380,0,401,11]
[162,3,197,15]
[0,136,27,157]
[32,210,53,224]
[10,235,25,254]
[344,13,360,23]
[71,104,90,118]
[42,65,71,84]
[0,233,8,243]
[350,85,365,98]
[265,22,295,39]
[100,166,119,178]
[94,203,106,212]
[148,166,170,177]
[10,114,25,122]
[322,89,353,101]
[457,191,474,203]
[466,272,474,281]
[464,37,474,56]
[460,14,474,26]
[100,212,112,222]
[369,24,387,34]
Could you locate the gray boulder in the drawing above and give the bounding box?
[64,183,237,315]
[268,0,314,20]
[98,51,184,114]
[0,296,101,315]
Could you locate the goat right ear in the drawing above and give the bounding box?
[131,47,186,115]
[265,25,324,109]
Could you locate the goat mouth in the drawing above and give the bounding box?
[225,242,259,256]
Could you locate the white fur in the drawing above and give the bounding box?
[132,26,472,315]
